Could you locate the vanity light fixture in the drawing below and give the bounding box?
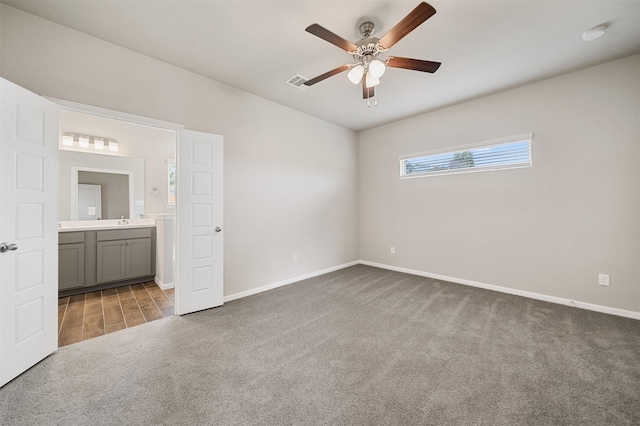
[61,132,119,152]
[94,137,104,150]
[78,135,90,148]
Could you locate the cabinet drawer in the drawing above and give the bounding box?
[97,228,152,241]
[59,232,85,244]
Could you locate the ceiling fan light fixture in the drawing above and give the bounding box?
[369,59,386,78]
[365,72,380,88]
[347,64,365,84]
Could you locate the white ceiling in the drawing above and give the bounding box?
[4,1,640,131]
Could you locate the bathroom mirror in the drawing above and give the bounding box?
[73,169,132,220]
[59,150,144,221]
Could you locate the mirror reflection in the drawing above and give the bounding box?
[58,150,145,221]
[77,171,130,220]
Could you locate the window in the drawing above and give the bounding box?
[400,133,532,179]
[167,159,176,206]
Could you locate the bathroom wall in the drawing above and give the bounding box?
[59,109,176,216]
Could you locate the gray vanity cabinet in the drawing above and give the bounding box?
[58,227,155,295]
[96,228,152,284]
[58,232,85,290]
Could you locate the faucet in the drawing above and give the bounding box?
[118,216,128,225]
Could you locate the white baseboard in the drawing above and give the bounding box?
[360,260,640,321]
[223,261,360,303]
[154,277,174,290]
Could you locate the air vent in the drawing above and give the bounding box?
[285,74,310,90]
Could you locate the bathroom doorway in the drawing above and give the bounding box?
[55,106,179,347]
[0,80,223,385]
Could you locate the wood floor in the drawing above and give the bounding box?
[58,282,175,347]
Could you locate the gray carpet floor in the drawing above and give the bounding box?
[1,264,639,425]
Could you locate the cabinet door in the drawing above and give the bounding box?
[58,243,85,290]
[126,238,151,279]
[97,241,126,284]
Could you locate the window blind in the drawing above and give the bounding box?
[400,134,532,179]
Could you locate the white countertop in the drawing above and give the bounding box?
[58,218,156,233]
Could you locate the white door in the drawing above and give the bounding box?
[175,130,223,315]
[0,78,58,387]
[77,184,102,220]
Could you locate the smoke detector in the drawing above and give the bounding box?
[582,25,607,41]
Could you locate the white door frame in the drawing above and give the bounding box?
[49,97,184,297]
[49,97,224,316]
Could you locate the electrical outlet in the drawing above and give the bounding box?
[390,247,395,254]
[598,273,609,286]
[293,254,298,263]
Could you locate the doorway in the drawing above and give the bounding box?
[0,79,224,387]
[56,107,178,346]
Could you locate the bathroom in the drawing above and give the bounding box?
[56,109,177,346]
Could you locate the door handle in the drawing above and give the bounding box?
[215,227,222,233]
[0,243,18,253]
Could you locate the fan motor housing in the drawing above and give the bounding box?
[353,37,383,62]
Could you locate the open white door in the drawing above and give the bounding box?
[0,78,58,387]
[175,129,223,315]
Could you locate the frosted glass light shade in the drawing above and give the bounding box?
[62,134,74,146]
[78,136,90,148]
[94,137,104,150]
[365,72,380,88]
[347,64,364,84]
[369,59,386,78]
[108,139,118,152]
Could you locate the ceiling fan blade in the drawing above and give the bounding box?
[305,24,358,52]
[362,78,374,99]
[304,65,350,86]
[378,2,436,49]
[386,57,441,73]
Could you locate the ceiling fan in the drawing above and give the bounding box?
[303,2,441,105]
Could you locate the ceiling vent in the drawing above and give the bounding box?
[285,74,310,90]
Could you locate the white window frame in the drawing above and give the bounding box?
[399,133,533,179]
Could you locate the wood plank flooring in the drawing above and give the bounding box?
[58,282,175,347]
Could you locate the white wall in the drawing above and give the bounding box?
[1,5,359,298]
[359,54,640,313]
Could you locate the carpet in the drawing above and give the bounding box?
[1,264,638,425]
